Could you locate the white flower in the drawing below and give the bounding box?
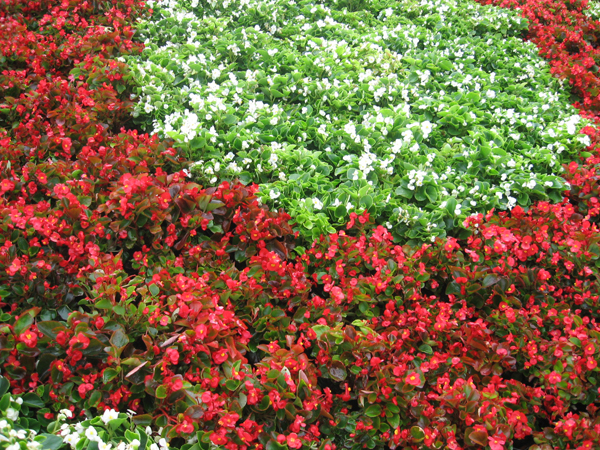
[158,438,168,449]
[146,427,153,436]
[0,419,8,429]
[130,439,141,450]
[12,430,26,439]
[101,409,119,425]
[6,408,18,421]
[15,398,23,405]
[151,445,160,450]
[313,198,323,210]
[577,135,591,146]
[269,190,281,200]
[7,443,20,450]
[27,441,42,450]
[64,434,80,448]
[421,121,433,138]
[85,427,99,441]
[60,409,73,419]
[99,442,112,450]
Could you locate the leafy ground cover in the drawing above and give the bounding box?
[126,0,593,243]
[0,0,599,450]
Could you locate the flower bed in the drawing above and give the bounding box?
[126,0,594,243]
[0,0,599,450]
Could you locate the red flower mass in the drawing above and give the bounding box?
[0,0,599,449]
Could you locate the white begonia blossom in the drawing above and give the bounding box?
[6,408,18,421]
[27,441,42,450]
[421,121,433,138]
[64,433,80,448]
[85,427,99,442]
[101,409,120,424]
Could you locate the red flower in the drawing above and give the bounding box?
[210,430,228,446]
[195,324,207,340]
[330,286,344,304]
[165,348,179,365]
[286,433,303,449]
[537,269,551,281]
[78,383,94,398]
[56,331,68,346]
[548,371,562,385]
[69,332,90,349]
[218,412,240,429]
[0,179,15,194]
[176,419,194,434]
[213,348,229,364]
[405,372,421,386]
[20,329,38,348]
[61,138,72,153]
[488,433,506,450]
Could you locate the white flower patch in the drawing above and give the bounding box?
[127,0,597,241]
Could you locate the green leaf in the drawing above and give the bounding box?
[223,114,239,125]
[21,393,44,408]
[482,274,501,288]
[0,377,8,397]
[39,434,65,450]
[270,88,285,98]
[149,284,160,297]
[0,393,9,411]
[359,195,373,209]
[365,404,381,417]
[156,385,167,399]
[95,299,113,309]
[439,59,453,71]
[410,426,425,441]
[132,414,153,427]
[329,361,347,381]
[14,307,40,334]
[110,328,129,349]
[334,204,346,219]
[425,185,438,202]
[445,197,457,215]
[103,368,119,384]
[418,344,433,355]
[467,429,488,446]
[395,186,413,199]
